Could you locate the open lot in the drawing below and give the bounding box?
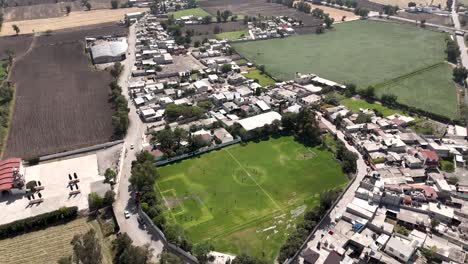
[3,0,113,22]
[302,2,359,22]
[242,69,276,87]
[233,20,458,118]
[0,217,112,264]
[199,0,323,33]
[215,30,248,40]
[156,136,347,260]
[3,23,127,158]
[186,21,247,41]
[0,7,146,36]
[0,154,107,225]
[396,12,452,26]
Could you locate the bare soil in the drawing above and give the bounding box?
[301,2,359,22]
[396,12,452,26]
[3,23,128,159]
[1,7,146,36]
[0,34,33,60]
[355,0,385,11]
[199,0,324,33]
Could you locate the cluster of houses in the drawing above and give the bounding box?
[298,104,468,263]
[247,16,298,40]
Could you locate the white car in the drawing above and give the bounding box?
[124,210,131,219]
[130,144,134,150]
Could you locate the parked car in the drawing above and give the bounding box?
[124,210,131,219]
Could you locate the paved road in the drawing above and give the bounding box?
[113,23,165,258]
[301,114,368,263]
[451,0,468,104]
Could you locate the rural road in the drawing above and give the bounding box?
[298,113,368,263]
[113,23,165,258]
[451,0,468,104]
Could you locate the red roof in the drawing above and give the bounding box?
[0,158,21,191]
[420,149,439,162]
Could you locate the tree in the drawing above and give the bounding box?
[85,1,92,10]
[324,14,334,28]
[111,0,118,8]
[103,190,115,206]
[88,192,103,211]
[58,256,72,264]
[447,176,459,185]
[193,241,214,264]
[216,10,221,22]
[420,246,438,263]
[111,62,124,78]
[104,168,117,184]
[453,66,468,84]
[408,1,416,6]
[130,152,159,192]
[355,112,372,124]
[12,24,20,35]
[71,229,102,264]
[160,250,185,264]
[221,63,232,73]
[112,233,153,264]
[65,5,71,15]
[231,254,268,264]
[360,85,375,100]
[344,83,356,97]
[258,64,265,73]
[336,141,357,173]
[221,10,232,22]
[202,15,212,24]
[446,39,460,63]
[431,218,440,229]
[420,19,426,27]
[381,93,398,106]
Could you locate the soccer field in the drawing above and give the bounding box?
[232,20,459,119]
[156,136,347,260]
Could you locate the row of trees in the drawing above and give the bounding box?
[446,38,460,63]
[0,81,15,135]
[130,151,193,252]
[109,62,129,138]
[278,189,342,263]
[88,190,116,211]
[216,10,233,23]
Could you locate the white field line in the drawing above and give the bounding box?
[224,149,282,211]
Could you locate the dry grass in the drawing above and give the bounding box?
[0,7,147,36]
[301,2,359,22]
[0,217,113,264]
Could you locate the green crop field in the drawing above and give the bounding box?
[169,8,210,18]
[215,30,248,40]
[156,136,347,261]
[242,69,276,87]
[232,20,459,119]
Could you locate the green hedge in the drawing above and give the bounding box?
[0,206,78,239]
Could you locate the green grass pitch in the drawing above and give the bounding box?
[232,20,459,119]
[156,136,347,260]
[169,8,210,19]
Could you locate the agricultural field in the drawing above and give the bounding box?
[199,0,323,33]
[376,63,458,119]
[0,34,33,60]
[2,0,115,22]
[156,137,347,260]
[0,7,146,36]
[242,69,276,87]
[215,30,248,40]
[169,7,210,19]
[233,20,459,119]
[0,217,113,264]
[3,23,127,158]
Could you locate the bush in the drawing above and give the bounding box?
[0,206,78,238]
[88,192,103,211]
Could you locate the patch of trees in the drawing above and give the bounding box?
[193,241,214,264]
[108,62,129,138]
[380,93,398,107]
[446,38,460,63]
[71,229,103,264]
[343,0,358,8]
[111,0,119,9]
[160,250,185,264]
[278,189,342,263]
[335,140,358,173]
[0,206,78,239]
[453,66,468,84]
[151,125,212,157]
[0,12,3,31]
[382,5,398,15]
[216,10,233,23]
[231,254,269,264]
[130,151,193,252]
[88,190,116,211]
[112,233,154,264]
[296,1,311,13]
[282,107,322,146]
[165,103,204,121]
[354,8,369,17]
[0,81,14,136]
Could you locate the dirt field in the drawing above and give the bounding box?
[396,12,452,26]
[355,0,385,11]
[0,7,146,36]
[199,0,323,32]
[3,0,112,22]
[302,2,359,22]
[3,23,127,159]
[0,34,33,60]
[186,21,247,41]
[0,217,113,264]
